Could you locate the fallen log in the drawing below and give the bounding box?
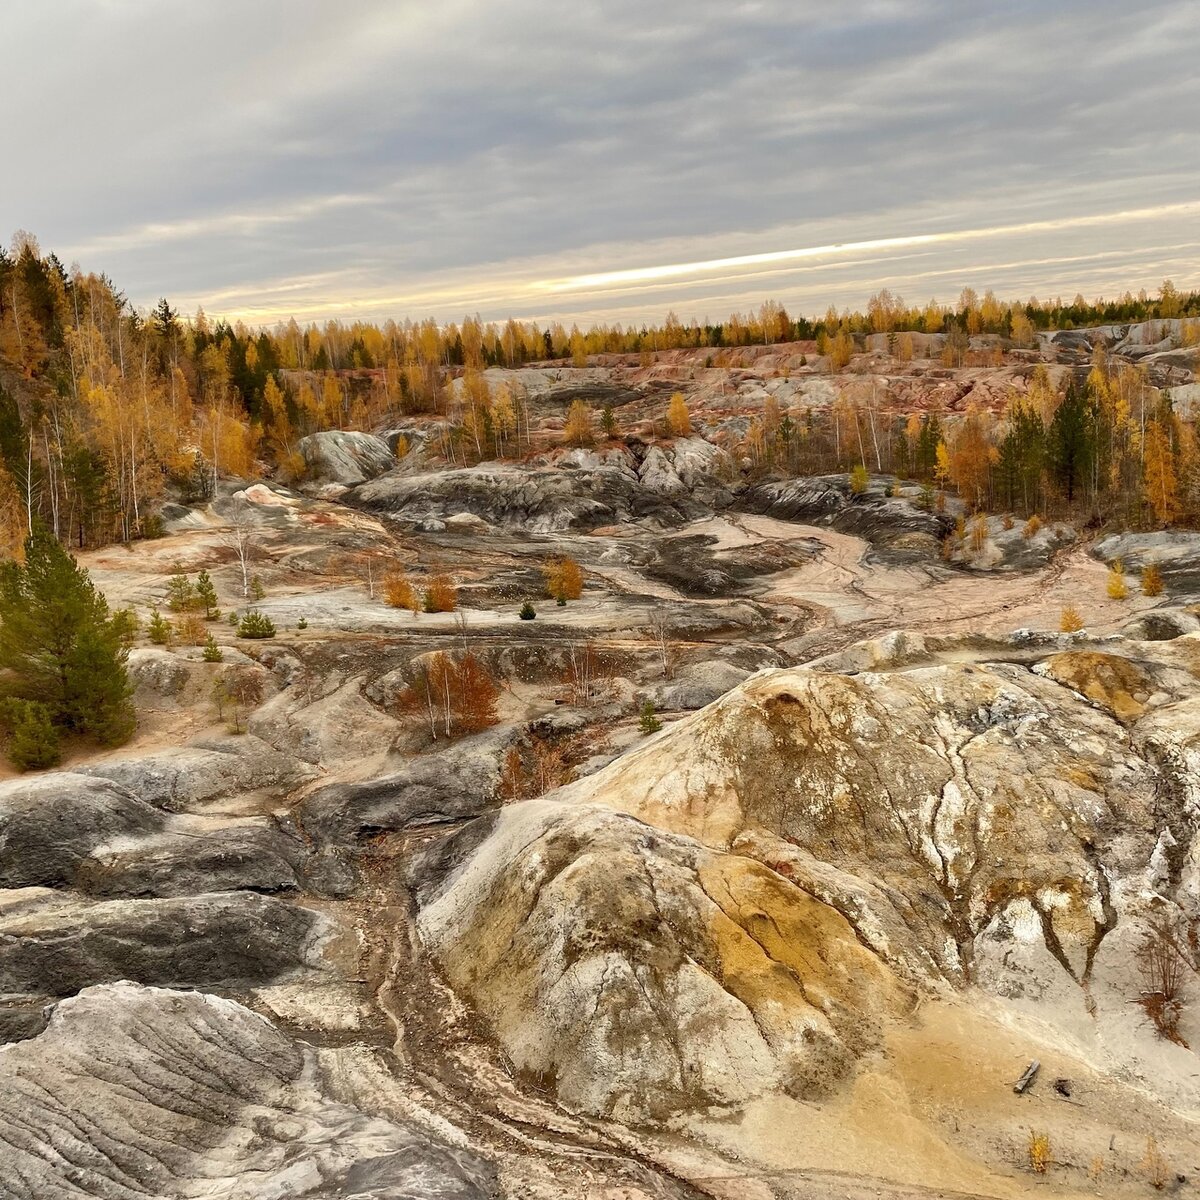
[1013,1059,1040,1094]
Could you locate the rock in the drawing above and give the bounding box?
[0,982,498,1199]
[743,476,950,551]
[78,735,314,811]
[0,775,163,889]
[75,822,307,899]
[355,440,734,533]
[299,430,396,485]
[658,660,751,709]
[0,891,327,997]
[297,728,506,843]
[416,801,909,1122]
[415,653,1194,1124]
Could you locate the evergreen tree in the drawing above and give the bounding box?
[638,700,662,735]
[1048,384,1094,507]
[195,570,220,620]
[0,526,135,746]
[165,566,195,612]
[4,700,62,771]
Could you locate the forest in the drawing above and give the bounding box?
[2,229,1198,556]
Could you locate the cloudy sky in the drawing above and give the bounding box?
[6,0,1199,327]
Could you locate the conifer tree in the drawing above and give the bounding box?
[0,526,135,747]
[195,569,220,620]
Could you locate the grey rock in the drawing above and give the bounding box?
[78,736,313,811]
[0,891,326,997]
[0,774,163,889]
[300,430,396,485]
[0,982,497,1199]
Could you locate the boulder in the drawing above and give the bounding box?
[299,430,395,485]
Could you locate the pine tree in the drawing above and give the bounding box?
[519,601,536,620]
[165,567,195,612]
[195,569,220,620]
[148,607,173,645]
[4,700,62,771]
[638,700,662,735]
[202,633,223,662]
[237,610,276,638]
[0,526,135,746]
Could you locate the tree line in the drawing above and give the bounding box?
[3,229,1197,554]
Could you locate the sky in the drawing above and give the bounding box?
[6,0,1200,328]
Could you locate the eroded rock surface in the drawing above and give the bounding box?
[0,983,496,1200]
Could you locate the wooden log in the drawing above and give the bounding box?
[1013,1059,1040,1094]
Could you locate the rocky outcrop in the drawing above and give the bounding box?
[299,430,396,485]
[0,775,163,889]
[353,440,735,532]
[0,983,497,1199]
[0,891,328,998]
[415,643,1199,1123]
[743,476,950,553]
[78,735,314,810]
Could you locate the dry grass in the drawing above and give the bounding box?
[1141,1136,1169,1190]
[1134,919,1193,1046]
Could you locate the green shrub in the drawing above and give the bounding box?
[202,634,224,662]
[638,700,662,735]
[519,601,536,620]
[111,608,140,647]
[249,576,266,601]
[6,701,61,771]
[297,617,308,629]
[237,610,276,639]
[147,607,173,646]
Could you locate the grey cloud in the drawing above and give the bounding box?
[4,0,1198,323]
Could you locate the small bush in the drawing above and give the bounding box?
[1107,560,1128,600]
[297,617,308,630]
[237,610,276,639]
[201,634,223,662]
[249,575,266,601]
[228,611,239,626]
[111,608,140,647]
[177,613,208,646]
[1002,513,1015,531]
[5,701,61,772]
[147,607,174,646]
[384,571,416,610]
[1023,514,1042,540]
[1142,1136,1169,1190]
[1134,919,1191,1045]
[1141,563,1164,597]
[519,601,537,620]
[1028,1131,1051,1174]
[424,574,457,612]
[556,595,567,607]
[1060,605,1084,633]
[638,700,662,735]
[849,464,869,495]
